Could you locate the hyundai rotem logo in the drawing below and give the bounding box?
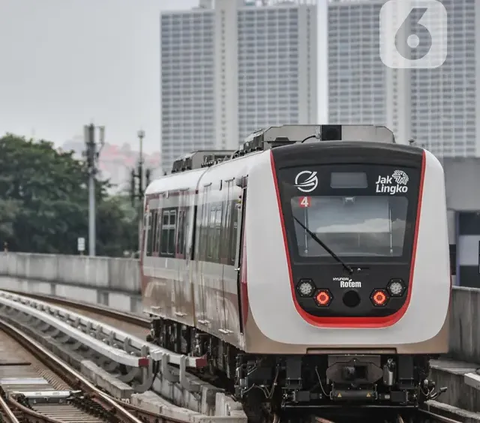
[295,171,318,193]
[340,280,362,289]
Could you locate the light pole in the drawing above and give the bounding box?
[83,124,105,257]
[129,130,151,255]
[137,130,145,253]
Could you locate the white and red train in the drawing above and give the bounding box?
[140,125,451,417]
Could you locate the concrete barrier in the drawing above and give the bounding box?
[448,287,480,364]
[0,252,140,294]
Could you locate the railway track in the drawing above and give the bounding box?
[4,292,151,336]
[303,408,461,423]
[0,318,142,423]
[3,291,464,423]
[0,315,204,423]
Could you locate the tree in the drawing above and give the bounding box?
[97,195,138,257]
[0,134,138,256]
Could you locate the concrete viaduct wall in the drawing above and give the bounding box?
[0,252,478,364]
[0,252,142,313]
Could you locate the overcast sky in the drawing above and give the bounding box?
[0,0,327,153]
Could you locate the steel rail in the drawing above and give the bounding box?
[8,396,66,423]
[0,290,205,369]
[418,409,462,423]
[1,291,150,329]
[0,394,20,423]
[0,319,208,423]
[0,319,142,423]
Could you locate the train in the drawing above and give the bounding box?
[140,125,451,421]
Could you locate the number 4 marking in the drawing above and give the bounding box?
[299,196,311,208]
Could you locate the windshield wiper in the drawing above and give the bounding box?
[293,215,353,274]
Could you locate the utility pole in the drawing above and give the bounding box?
[130,130,151,254]
[83,124,105,257]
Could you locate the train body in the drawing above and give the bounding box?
[140,125,451,417]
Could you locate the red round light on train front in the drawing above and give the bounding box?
[371,289,389,307]
[314,289,332,307]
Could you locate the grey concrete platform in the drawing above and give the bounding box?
[430,358,480,415]
[424,400,480,423]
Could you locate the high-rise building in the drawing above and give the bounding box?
[161,0,318,173]
[328,1,386,128]
[160,6,216,173]
[328,0,480,157]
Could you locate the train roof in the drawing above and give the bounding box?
[145,166,206,195]
[272,139,424,159]
[145,150,261,196]
[146,124,419,195]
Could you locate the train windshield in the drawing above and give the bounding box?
[278,164,420,263]
[291,196,408,257]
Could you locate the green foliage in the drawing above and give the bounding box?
[0,134,139,257]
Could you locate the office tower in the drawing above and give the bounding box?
[409,0,479,157]
[328,0,387,129]
[160,6,215,173]
[328,0,480,157]
[161,0,318,173]
[236,0,318,143]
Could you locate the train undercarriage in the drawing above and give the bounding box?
[147,317,446,422]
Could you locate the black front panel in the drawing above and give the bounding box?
[272,142,424,319]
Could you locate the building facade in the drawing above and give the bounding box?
[160,7,216,173]
[328,0,480,156]
[328,0,387,129]
[161,0,318,173]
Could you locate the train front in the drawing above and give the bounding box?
[244,132,451,407]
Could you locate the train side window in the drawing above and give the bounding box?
[197,203,205,262]
[154,209,161,255]
[208,206,216,261]
[168,210,177,254]
[176,191,188,257]
[188,205,195,260]
[201,201,210,262]
[160,209,177,257]
[198,186,211,262]
[145,211,153,257]
[176,209,186,256]
[230,200,238,265]
[214,205,222,263]
[150,210,158,256]
[224,200,232,263]
[160,210,170,256]
[220,181,233,264]
[219,200,228,264]
[183,208,189,255]
[142,213,148,256]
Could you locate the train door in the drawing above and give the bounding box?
[234,178,247,335]
[195,184,211,328]
[218,179,232,339]
[222,178,246,340]
[174,189,194,325]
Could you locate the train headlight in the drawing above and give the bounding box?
[387,279,405,297]
[296,279,315,297]
[314,289,333,307]
[370,289,389,307]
